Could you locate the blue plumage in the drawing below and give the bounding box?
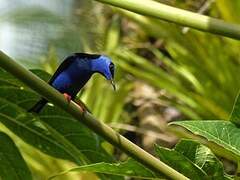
[29,53,115,113]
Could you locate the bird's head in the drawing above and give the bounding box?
[89,55,116,90]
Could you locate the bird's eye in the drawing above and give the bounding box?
[109,63,115,78]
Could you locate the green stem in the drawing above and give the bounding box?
[0,51,189,179]
[95,0,240,40]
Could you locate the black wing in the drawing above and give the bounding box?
[48,55,75,84]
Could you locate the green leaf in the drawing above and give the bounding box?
[155,144,207,179]
[175,140,226,179]
[169,120,240,161]
[0,132,32,180]
[0,69,117,174]
[48,158,160,180]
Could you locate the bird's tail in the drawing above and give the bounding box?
[28,98,48,113]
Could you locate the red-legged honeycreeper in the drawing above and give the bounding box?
[29,53,115,113]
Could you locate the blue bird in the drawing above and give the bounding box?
[29,53,115,113]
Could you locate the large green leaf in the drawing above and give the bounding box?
[169,120,240,161]
[175,140,226,179]
[48,158,161,180]
[48,140,229,180]
[0,69,120,179]
[155,144,207,179]
[0,132,32,180]
[155,140,231,179]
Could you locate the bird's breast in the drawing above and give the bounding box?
[51,72,73,92]
[51,66,92,97]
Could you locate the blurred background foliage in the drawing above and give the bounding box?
[1,0,240,179]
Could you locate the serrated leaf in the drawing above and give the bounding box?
[0,132,32,180]
[169,120,240,161]
[48,158,161,180]
[155,144,207,179]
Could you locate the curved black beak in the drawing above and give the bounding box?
[110,79,116,91]
[109,62,115,90]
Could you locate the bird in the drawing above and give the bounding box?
[29,53,115,113]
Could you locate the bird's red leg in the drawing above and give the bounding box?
[63,93,72,103]
[75,99,89,112]
[63,93,87,112]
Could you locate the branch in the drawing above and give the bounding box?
[95,0,240,40]
[0,51,189,180]
[182,0,215,34]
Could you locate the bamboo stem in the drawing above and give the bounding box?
[0,51,189,180]
[95,0,240,40]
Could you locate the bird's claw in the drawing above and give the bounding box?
[63,93,72,103]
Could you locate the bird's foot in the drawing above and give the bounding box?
[75,99,89,113]
[63,93,72,103]
[76,102,87,112]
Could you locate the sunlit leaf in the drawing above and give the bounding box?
[169,120,240,161]
[0,132,32,180]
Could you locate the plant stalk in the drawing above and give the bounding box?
[95,0,240,40]
[0,51,189,179]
